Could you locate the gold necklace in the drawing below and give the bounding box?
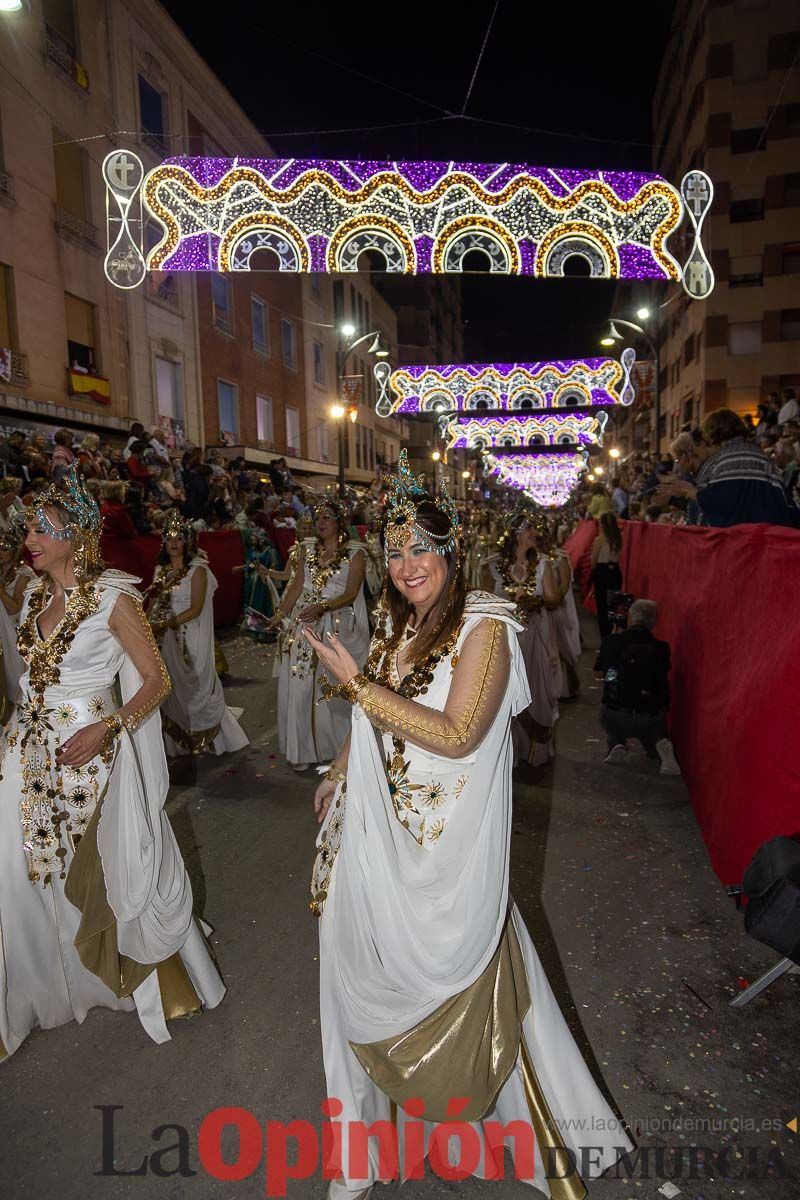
[17,578,100,698]
[307,535,349,596]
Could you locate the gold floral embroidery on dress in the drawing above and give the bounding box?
[358,619,504,750]
[454,773,469,798]
[310,782,346,916]
[15,579,106,886]
[427,819,446,843]
[419,780,446,808]
[386,747,426,846]
[88,694,109,718]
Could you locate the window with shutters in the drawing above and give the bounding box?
[286,405,300,453]
[728,322,762,355]
[729,254,763,287]
[731,128,764,154]
[53,128,89,223]
[217,379,239,440]
[281,318,296,369]
[730,198,764,222]
[785,174,800,205]
[65,292,96,372]
[251,296,269,355]
[212,274,233,334]
[155,357,183,422]
[0,264,18,351]
[256,394,273,445]
[138,76,167,156]
[780,310,800,341]
[313,339,325,386]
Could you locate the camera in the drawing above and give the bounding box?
[607,590,635,631]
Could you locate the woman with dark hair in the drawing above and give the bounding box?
[0,469,224,1060]
[304,452,631,1200]
[590,511,623,637]
[272,499,368,772]
[146,510,248,756]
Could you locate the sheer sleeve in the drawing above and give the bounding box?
[108,592,171,732]
[357,617,510,758]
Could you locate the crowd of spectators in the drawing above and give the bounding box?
[0,421,332,544]
[578,390,800,530]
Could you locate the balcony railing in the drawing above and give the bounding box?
[0,169,15,206]
[55,205,98,249]
[147,272,180,310]
[44,23,89,91]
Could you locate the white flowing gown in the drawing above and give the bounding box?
[0,570,225,1062]
[316,592,632,1192]
[157,557,249,757]
[553,549,582,693]
[483,556,560,758]
[277,540,370,766]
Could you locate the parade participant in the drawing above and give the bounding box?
[272,499,368,772]
[534,514,581,701]
[232,520,279,642]
[0,526,35,701]
[305,452,631,1198]
[481,506,560,765]
[0,469,225,1061]
[147,510,248,756]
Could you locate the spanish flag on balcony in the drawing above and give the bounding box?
[69,369,111,405]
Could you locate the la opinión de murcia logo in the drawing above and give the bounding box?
[95,1103,791,1195]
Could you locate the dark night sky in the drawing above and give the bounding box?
[161,0,676,360]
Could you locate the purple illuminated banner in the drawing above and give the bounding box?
[487,452,588,507]
[102,153,715,299]
[445,411,607,449]
[379,354,635,417]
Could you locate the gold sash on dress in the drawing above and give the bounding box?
[349,914,586,1199]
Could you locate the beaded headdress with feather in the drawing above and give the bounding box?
[382,449,459,559]
[32,466,103,572]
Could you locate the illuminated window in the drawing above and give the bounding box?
[256,394,273,444]
[217,379,238,439]
[286,405,300,453]
[251,296,269,355]
[65,292,96,372]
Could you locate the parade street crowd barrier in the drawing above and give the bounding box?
[565,518,800,887]
[101,530,245,627]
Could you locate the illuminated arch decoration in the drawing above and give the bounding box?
[486,451,588,508]
[102,153,712,297]
[382,358,626,418]
[445,411,607,450]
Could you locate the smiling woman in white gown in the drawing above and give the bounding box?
[147,510,248,757]
[0,470,224,1063]
[305,453,631,1200]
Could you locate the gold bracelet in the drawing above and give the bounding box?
[102,713,123,739]
[325,765,346,785]
[341,673,369,705]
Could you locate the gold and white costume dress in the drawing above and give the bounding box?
[277,539,369,765]
[483,555,560,760]
[553,549,582,698]
[0,563,35,701]
[313,592,631,1192]
[155,557,249,756]
[0,570,225,1062]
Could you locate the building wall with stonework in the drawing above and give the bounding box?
[648,0,800,451]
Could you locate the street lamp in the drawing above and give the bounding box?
[335,323,389,498]
[431,450,441,499]
[636,307,651,321]
[602,315,661,456]
[609,447,621,460]
[594,465,605,476]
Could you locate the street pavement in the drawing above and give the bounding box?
[2,616,799,1200]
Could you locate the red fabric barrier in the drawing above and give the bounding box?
[273,526,296,566]
[101,529,244,626]
[578,518,800,886]
[564,520,597,613]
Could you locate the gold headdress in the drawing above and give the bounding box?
[383,449,459,559]
[162,508,191,541]
[32,465,103,576]
[496,501,532,553]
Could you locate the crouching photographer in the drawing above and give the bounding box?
[594,598,681,776]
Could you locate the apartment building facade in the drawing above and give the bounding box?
[0,0,318,465]
[638,0,800,453]
[374,275,465,494]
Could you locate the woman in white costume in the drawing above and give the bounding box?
[273,499,368,772]
[0,469,225,1062]
[147,510,248,757]
[0,526,35,702]
[481,510,561,765]
[305,453,631,1199]
[541,521,581,701]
